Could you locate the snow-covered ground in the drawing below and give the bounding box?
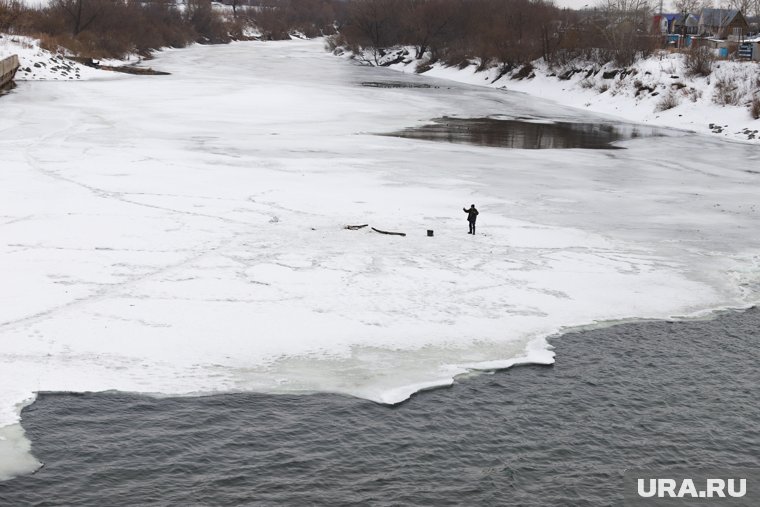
[376,48,760,143]
[0,34,121,80]
[2,38,759,480]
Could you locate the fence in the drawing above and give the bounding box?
[1,54,20,88]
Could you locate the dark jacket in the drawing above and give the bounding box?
[464,206,478,223]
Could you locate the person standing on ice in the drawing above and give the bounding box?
[463,204,478,234]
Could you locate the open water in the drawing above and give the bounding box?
[2,308,758,506]
[383,116,669,149]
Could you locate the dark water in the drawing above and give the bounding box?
[2,308,759,506]
[384,117,668,149]
[361,81,439,89]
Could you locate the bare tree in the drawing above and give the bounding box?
[230,0,241,18]
[684,44,713,75]
[186,0,229,43]
[594,0,654,65]
[0,0,24,32]
[401,0,455,59]
[53,0,104,35]
[671,0,701,13]
[345,0,400,64]
[725,0,752,14]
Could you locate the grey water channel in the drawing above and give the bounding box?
[2,308,758,506]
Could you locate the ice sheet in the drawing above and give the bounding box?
[2,39,759,478]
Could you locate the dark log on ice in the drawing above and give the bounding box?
[371,227,406,237]
[345,224,369,230]
[68,57,170,75]
[99,65,170,76]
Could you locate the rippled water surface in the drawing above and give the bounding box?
[2,309,759,506]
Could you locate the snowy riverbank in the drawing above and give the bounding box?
[351,46,760,144]
[0,34,146,81]
[5,31,759,143]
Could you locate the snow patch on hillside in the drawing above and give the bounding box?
[0,34,117,81]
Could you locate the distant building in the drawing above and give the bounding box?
[654,8,753,54]
[654,13,700,36]
[740,36,760,61]
[673,13,699,35]
[698,8,749,39]
[654,12,699,49]
[652,14,668,34]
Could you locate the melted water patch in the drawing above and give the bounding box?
[360,81,439,89]
[384,116,669,149]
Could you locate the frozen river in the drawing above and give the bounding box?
[1,39,759,479]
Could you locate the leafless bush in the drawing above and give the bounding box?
[415,60,432,73]
[437,46,469,68]
[186,0,230,44]
[513,62,534,80]
[685,46,713,78]
[1,0,246,58]
[0,0,24,32]
[656,91,679,111]
[713,76,741,106]
[324,33,344,52]
[252,0,342,41]
[335,0,667,70]
[342,0,563,68]
[686,86,701,102]
[750,95,760,119]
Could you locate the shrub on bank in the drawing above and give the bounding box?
[656,91,679,111]
[751,96,760,120]
[685,46,713,78]
[1,0,244,59]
